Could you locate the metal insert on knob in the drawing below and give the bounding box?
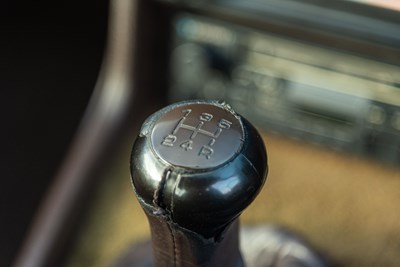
[151,102,244,169]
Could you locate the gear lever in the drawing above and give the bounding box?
[117,100,328,267]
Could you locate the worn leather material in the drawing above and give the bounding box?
[145,214,244,267]
[109,219,244,267]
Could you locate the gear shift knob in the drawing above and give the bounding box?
[130,100,268,266]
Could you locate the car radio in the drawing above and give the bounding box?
[164,2,400,164]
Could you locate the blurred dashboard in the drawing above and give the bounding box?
[67,1,400,266]
[4,0,400,267]
[163,0,400,165]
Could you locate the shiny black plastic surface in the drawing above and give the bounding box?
[130,100,268,238]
